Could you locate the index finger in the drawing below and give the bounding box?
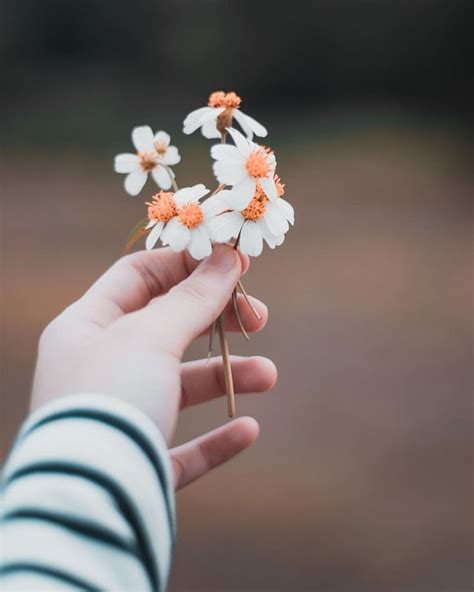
[77,247,249,325]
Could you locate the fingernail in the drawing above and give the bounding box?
[206,245,238,273]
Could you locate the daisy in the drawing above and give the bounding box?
[114,126,181,196]
[146,184,226,260]
[183,91,267,140]
[209,175,295,257]
[211,127,279,207]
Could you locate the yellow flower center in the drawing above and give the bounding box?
[274,174,285,197]
[241,185,269,221]
[139,151,157,172]
[245,148,272,178]
[179,202,204,229]
[146,192,178,223]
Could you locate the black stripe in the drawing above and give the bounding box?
[4,462,162,592]
[3,509,141,559]
[20,407,174,536]
[0,562,99,591]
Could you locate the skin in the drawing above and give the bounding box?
[31,244,277,490]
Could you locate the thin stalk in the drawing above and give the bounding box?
[232,290,249,341]
[236,280,262,321]
[217,315,235,417]
[162,164,179,192]
[206,320,216,364]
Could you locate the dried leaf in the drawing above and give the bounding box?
[123,217,150,255]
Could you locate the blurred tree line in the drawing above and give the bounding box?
[0,0,471,148]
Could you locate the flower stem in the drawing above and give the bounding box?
[217,314,235,417]
[162,164,179,192]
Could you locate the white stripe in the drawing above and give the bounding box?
[1,519,149,591]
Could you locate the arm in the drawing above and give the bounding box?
[1,245,277,591]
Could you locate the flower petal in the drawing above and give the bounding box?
[264,201,290,235]
[232,109,254,140]
[240,220,263,257]
[229,177,256,208]
[183,107,214,134]
[124,170,147,196]
[152,165,173,190]
[209,211,244,242]
[202,194,231,217]
[154,131,170,146]
[132,126,155,153]
[210,144,246,164]
[239,111,268,138]
[257,218,283,248]
[227,127,252,157]
[259,175,278,201]
[145,221,164,250]
[188,225,213,260]
[146,219,156,229]
[212,160,247,185]
[162,146,181,166]
[114,153,140,173]
[161,217,191,252]
[201,119,221,139]
[276,198,295,225]
[174,184,209,206]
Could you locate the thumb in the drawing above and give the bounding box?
[137,244,242,355]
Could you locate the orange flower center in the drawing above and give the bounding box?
[241,185,269,221]
[274,174,285,197]
[139,151,157,172]
[208,90,242,109]
[245,148,272,178]
[146,192,178,223]
[179,202,204,229]
[154,141,167,156]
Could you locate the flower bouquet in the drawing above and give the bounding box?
[114,91,294,417]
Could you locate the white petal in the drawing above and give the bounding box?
[227,127,252,156]
[229,177,256,208]
[201,119,221,139]
[151,165,173,190]
[124,170,147,196]
[202,194,230,217]
[276,198,295,225]
[161,217,190,252]
[210,144,246,164]
[183,107,213,133]
[209,211,244,242]
[259,176,278,201]
[145,221,164,250]
[232,109,254,140]
[154,131,170,146]
[145,219,156,229]
[257,218,280,248]
[114,153,140,173]
[132,126,155,152]
[162,146,181,166]
[188,226,212,260]
[240,221,263,257]
[239,111,268,137]
[264,202,290,235]
[200,106,225,124]
[212,160,247,185]
[174,184,209,206]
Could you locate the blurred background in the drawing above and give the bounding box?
[1,1,472,590]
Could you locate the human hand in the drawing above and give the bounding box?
[31,245,277,489]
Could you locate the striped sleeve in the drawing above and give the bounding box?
[0,394,176,591]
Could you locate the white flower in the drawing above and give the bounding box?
[114,126,181,196]
[211,128,278,208]
[183,91,267,140]
[209,176,294,257]
[146,184,226,260]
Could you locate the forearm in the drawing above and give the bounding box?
[1,395,176,591]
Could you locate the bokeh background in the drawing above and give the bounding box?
[1,1,472,590]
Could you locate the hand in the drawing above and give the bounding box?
[31,245,277,489]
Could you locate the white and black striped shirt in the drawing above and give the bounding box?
[0,395,176,591]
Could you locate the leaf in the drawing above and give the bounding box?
[122,217,150,255]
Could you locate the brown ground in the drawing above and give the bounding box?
[1,123,472,591]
